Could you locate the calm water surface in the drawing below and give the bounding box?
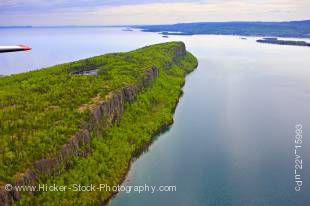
[0,28,163,75]
[1,28,309,206]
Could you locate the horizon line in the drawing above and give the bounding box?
[1,19,310,28]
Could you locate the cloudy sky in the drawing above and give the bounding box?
[0,0,309,26]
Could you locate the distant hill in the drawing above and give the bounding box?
[134,20,310,38]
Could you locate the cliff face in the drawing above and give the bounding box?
[0,67,160,206]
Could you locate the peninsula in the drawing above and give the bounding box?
[0,42,198,205]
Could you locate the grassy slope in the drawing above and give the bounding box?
[0,42,197,205]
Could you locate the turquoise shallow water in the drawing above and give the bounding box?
[1,28,309,206]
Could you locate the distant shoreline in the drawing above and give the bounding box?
[132,20,310,38]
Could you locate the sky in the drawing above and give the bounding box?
[0,0,309,26]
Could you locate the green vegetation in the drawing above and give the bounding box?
[0,42,197,205]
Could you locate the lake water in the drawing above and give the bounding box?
[1,28,309,206]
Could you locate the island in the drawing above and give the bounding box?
[161,31,193,36]
[0,42,198,205]
[256,37,310,47]
[122,28,133,31]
